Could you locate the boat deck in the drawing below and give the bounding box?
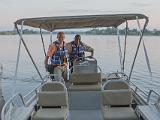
[69,109,103,120]
[68,90,102,120]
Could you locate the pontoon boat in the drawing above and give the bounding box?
[1,14,160,120]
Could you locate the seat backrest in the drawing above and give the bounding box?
[41,82,65,91]
[73,65,98,74]
[38,91,67,107]
[70,73,101,84]
[73,59,98,74]
[102,89,132,106]
[38,82,68,107]
[103,80,129,90]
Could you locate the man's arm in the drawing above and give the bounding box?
[44,44,57,69]
[66,42,72,54]
[83,43,94,57]
[44,56,49,65]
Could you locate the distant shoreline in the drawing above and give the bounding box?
[0,28,160,36]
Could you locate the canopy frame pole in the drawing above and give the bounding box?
[50,31,53,44]
[122,20,128,73]
[117,28,123,72]
[128,17,149,81]
[40,24,46,57]
[14,21,23,81]
[15,23,43,81]
[136,16,152,76]
[8,21,24,120]
[13,21,23,93]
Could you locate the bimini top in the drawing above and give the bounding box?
[15,14,148,31]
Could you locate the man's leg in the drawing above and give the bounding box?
[47,65,54,80]
[54,66,63,81]
[69,61,73,73]
[62,68,68,82]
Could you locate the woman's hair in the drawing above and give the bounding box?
[75,34,81,40]
[57,32,64,38]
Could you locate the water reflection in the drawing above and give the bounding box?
[0,34,160,99]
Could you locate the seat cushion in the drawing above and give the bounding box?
[38,92,67,107]
[102,89,132,106]
[68,84,101,91]
[70,73,101,83]
[103,107,138,120]
[32,108,68,120]
[41,82,65,91]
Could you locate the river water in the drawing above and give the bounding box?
[0,34,160,100]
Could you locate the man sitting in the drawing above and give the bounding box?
[67,34,94,70]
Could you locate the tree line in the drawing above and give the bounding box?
[0,28,160,36]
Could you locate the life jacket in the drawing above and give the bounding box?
[69,41,85,61]
[50,40,68,66]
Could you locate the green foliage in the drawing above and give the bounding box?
[0,28,160,36]
[86,28,160,36]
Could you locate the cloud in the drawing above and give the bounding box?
[130,2,152,7]
[55,9,131,14]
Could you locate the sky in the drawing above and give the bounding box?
[0,0,160,30]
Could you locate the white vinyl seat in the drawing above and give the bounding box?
[33,108,68,120]
[102,80,138,120]
[68,73,102,91]
[32,82,68,120]
[73,60,98,74]
[103,80,129,90]
[41,82,65,91]
[103,107,138,120]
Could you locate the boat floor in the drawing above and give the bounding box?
[69,109,103,120]
[67,91,103,120]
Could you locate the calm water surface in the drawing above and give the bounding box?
[0,34,160,100]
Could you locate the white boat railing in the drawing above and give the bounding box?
[1,83,42,120]
[1,73,160,120]
[0,63,3,80]
[22,86,40,107]
[106,72,160,106]
[1,93,25,120]
[147,90,160,107]
[129,79,160,106]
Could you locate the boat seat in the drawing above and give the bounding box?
[38,91,67,107]
[32,82,68,120]
[73,62,98,74]
[102,80,138,120]
[69,84,101,91]
[73,65,98,73]
[41,82,65,91]
[33,108,68,120]
[103,80,129,90]
[68,73,102,91]
[103,107,138,120]
[102,89,132,106]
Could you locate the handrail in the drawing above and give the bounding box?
[23,83,42,106]
[129,81,160,105]
[1,82,43,120]
[147,90,160,104]
[1,93,25,120]
[129,81,148,97]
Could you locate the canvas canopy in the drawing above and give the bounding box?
[15,14,148,31]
